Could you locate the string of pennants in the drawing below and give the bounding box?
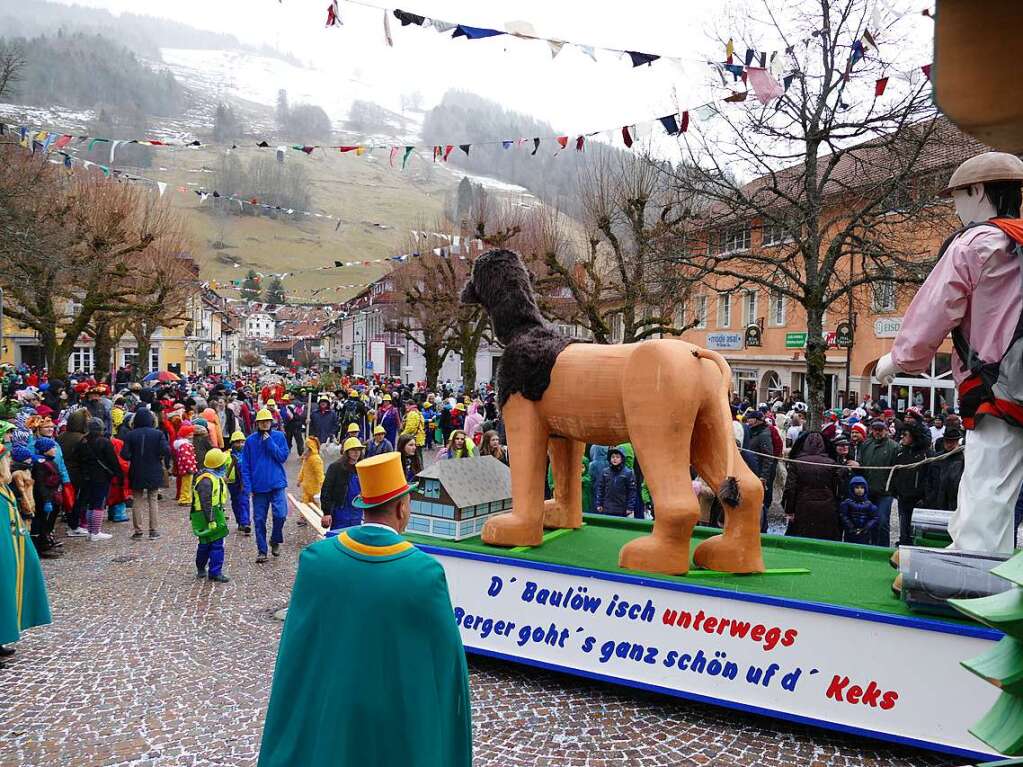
[324,0,934,73]
[1,24,934,169]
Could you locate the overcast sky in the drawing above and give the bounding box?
[50,0,931,148]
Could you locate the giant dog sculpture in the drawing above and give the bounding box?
[461,249,765,575]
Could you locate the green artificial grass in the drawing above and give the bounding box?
[405,514,974,624]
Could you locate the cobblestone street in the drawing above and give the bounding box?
[1,454,959,767]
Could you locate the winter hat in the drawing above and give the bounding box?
[849,476,869,494]
[87,417,104,435]
[851,423,867,438]
[943,426,964,441]
[35,437,57,455]
[177,423,195,439]
[11,445,33,464]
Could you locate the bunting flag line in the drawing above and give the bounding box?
[336,0,691,68]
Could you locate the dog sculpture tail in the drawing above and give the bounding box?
[691,347,742,508]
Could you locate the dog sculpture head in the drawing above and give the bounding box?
[461,249,546,345]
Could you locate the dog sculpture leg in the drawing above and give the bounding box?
[481,394,547,547]
[617,343,701,575]
[544,437,585,530]
[691,385,766,574]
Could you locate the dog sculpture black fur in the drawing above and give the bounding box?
[460,249,576,407]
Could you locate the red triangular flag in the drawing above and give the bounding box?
[921,64,932,80]
[443,145,454,161]
[556,136,568,149]
[875,77,889,96]
[575,136,585,151]
[680,111,689,133]
[622,126,634,148]
[433,146,441,162]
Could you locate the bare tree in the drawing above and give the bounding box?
[523,154,701,343]
[385,242,457,390]
[0,153,181,377]
[663,0,963,426]
[238,347,262,372]
[0,41,26,101]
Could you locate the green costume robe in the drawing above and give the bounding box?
[258,524,472,767]
[1,484,51,645]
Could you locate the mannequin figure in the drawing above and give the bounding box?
[876,152,1023,554]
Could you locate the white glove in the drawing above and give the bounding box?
[874,353,900,385]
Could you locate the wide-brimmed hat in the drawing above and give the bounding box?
[353,452,416,509]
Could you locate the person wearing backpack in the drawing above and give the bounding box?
[876,152,1023,554]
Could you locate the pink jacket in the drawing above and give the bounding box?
[892,225,1021,385]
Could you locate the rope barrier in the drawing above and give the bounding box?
[736,444,965,494]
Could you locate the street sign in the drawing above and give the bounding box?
[744,324,762,347]
[785,332,807,349]
[835,321,854,348]
[365,360,374,370]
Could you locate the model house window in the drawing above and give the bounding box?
[694,295,708,329]
[770,291,786,326]
[873,270,896,312]
[717,292,731,328]
[742,289,757,326]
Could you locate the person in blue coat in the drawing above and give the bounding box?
[839,476,879,544]
[594,447,637,517]
[242,408,291,563]
[318,437,364,537]
[377,394,401,448]
[586,446,609,514]
[120,408,172,540]
[364,425,393,458]
[308,397,339,446]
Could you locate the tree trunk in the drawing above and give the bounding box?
[424,345,444,390]
[40,326,64,378]
[53,333,82,380]
[804,307,828,431]
[134,323,154,376]
[93,319,116,385]
[460,339,478,392]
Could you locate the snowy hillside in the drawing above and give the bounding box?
[159,48,423,143]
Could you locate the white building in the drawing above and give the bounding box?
[245,312,276,340]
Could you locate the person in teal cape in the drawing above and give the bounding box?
[257,450,472,767]
[0,442,52,665]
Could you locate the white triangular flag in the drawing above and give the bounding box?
[157,181,167,197]
[579,45,597,62]
[110,139,123,164]
[549,40,565,59]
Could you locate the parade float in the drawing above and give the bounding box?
[289,247,1010,760]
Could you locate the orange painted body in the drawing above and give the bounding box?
[481,339,765,575]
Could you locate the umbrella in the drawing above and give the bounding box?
[142,370,181,383]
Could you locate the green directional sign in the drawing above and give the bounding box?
[785,332,807,349]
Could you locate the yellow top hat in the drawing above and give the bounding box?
[353,452,416,509]
[347,423,360,433]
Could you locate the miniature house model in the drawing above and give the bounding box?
[409,456,512,540]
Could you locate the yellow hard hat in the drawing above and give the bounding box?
[342,436,364,452]
[349,389,359,396]
[204,448,228,469]
[230,431,245,443]
[347,423,360,433]
[373,425,386,436]
[255,408,273,422]
[382,394,392,401]
[266,399,276,406]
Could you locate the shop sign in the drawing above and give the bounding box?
[706,332,744,351]
[835,322,854,348]
[744,325,762,348]
[874,317,903,338]
[785,332,807,349]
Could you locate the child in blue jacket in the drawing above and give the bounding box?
[839,476,879,544]
[595,447,638,518]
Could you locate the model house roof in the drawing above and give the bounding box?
[416,457,511,508]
